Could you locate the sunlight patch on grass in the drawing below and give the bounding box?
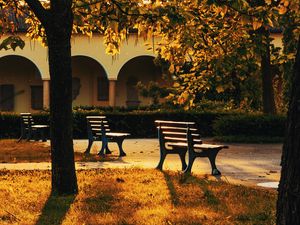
[0,169,276,225]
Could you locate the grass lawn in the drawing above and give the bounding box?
[0,169,276,225]
[0,139,119,163]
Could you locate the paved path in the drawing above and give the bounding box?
[0,139,282,188]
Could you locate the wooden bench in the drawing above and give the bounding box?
[18,113,49,142]
[84,116,130,156]
[155,120,228,175]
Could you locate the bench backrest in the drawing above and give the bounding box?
[20,113,35,129]
[155,120,202,147]
[86,116,111,138]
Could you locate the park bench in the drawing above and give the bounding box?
[18,113,49,142]
[155,120,228,175]
[84,116,130,156]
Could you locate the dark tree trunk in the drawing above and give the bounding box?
[231,70,242,106]
[276,36,300,224]
[45,1,78,195]
[261,32,276,114]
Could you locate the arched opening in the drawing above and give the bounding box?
[116,55,162,107]
[71,56,109,107]
[0,55,42,112]
[126,76,139,106]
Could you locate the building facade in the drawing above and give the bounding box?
[0,34,163,112]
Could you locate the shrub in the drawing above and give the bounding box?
[0,111,287,142]
[72,110,230,138]
[213,114,287,137]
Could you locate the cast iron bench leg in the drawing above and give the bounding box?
[41,129,47,142]
[84,138,94,154]
[17,129,25,142]
[116,138,126,157]
[34,130,39,141]
[184,153,196,173]
[208,149,221,175]
[105,146,112,154]
[26,129,33,141]
[156,151,166,170]
[98,141,108,156]
[179,151,187,171]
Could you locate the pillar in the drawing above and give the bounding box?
[109,79,116,107]
[43,79,50,109]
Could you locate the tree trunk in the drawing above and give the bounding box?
[261,32,276,114]
[276,36,300,224]
[46,4,78,195]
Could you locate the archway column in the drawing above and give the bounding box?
[43,79,50,109]
[109,79,116,107]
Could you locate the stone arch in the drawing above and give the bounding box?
[116,55,162,107]
[0,55,43,112]
[71,55,109,107]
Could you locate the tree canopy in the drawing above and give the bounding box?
[1,3,300,224]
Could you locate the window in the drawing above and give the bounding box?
[0,84,15,111]
[31,85,43,110]
[97,76,109,101]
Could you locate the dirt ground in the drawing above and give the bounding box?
[0,138,282,188]
[73,138,282,187]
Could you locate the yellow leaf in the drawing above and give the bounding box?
[278,6,287,14]
[216,86,224,93]
[169,64,175,74]
[267,18,274,27]
[220,6,228,18]
[252,21,263,30]
[240,15,249,26]
[173,82,180,88]
[265,0,272,4]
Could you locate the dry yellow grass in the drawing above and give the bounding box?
[0,139,117,163]
[0,169,276,225]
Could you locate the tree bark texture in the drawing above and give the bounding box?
[276,37,300,225]
[46,1,78,195]
[261,34,276,114]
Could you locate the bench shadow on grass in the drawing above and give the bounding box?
[162,171,223,209]
[161,171,180,206]
[35,194,75,225]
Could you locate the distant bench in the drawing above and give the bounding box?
[84,116,130,156]
[18,113,49,142]
[155,120,228,175]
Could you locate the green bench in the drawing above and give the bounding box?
[84,116,130,156]
[18,113,49,142]
[155,120,228,175]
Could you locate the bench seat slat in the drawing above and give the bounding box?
[32,125,49,128]
[164,136,202,142]
[155,120,195,125]
[89,120,108,123]
[159,126,197,131]
[194,144,229,150]
[162,131,200,136]
[106,132,130,137]
[92,129,110,134]
[86,116,106,119]
[90,124,109,127]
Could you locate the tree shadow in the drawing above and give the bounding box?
[35,193,75,225]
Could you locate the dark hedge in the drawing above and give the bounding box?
[0,111,286,139]
[213,114,287,137]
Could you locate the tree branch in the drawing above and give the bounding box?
[24,0,48,25]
